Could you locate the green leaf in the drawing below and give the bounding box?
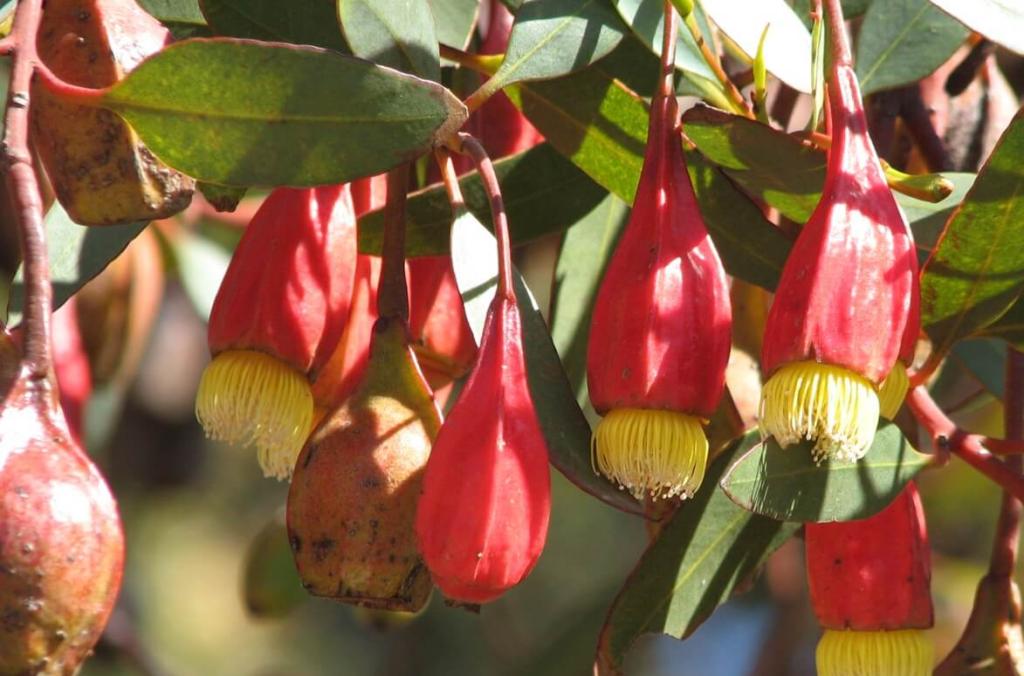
[103,39,466,187]
[720,422,929,523]
[700,0,812,93]
[980,298,1024,349]
[682,105,824,222]
[197,182,247,212]
[928,0,1024,55]
[339,0,441,81]
[921,108,1024,358]
[511,67,790,291]
[488,0,628,89]
[200,0,347,50]
[140,0,206,24]
[430,0,480,49]
[550,193,629,407]
[449,208,641,514]
[610,0,716,80]
[358,144,608,256]
[855,0,967,96]
[596,432,800,674]
[685,150,788,291]
[6,205,145,326]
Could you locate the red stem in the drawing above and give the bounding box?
[457,134,513,300]
[822,0,852,68]
[660,1,677,99]
[990,349,1024,577]
[376,163,410,322]
[4,0,51,383]
[906,385,1024,503]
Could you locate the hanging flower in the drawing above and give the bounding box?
[806,483,934,675]
[759,30,916,462]
[195,185,357,479]
[586,91,731,500]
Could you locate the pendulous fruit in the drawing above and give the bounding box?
[287,317,439,611]
[0,366,124,674]
[31,0,194,225]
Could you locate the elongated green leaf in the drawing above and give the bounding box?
[430,0,479,49]
[450,209,640,513]
[611,0,715,80]
[141,0,206,24]
[339,0,441,80]
[720,422,929,523]
[359,144,607,256]
[682,105,976,243]
[856,0,967,96]
[682,105,824,222]
[102,39,466,187]
[701,0,812,92]
[6,205,145,326]
[921,108,1024,357]
[596,432,800,674]
[550,193,629,407]
[929,0,1024,54]
[489,0,627,89]
[200,0,347,50]
[685,151,788,291]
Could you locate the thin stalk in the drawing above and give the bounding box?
[660,1,677,99]
[681,12,751,117]
[457,134,513,300]
[989,349,1024,578]
[376,164,410,322]
[438,43,501,77]
[4,0,50,383]
[434,149,467,211]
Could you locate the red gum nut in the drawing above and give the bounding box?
[415,294,551,604]
[586,94,731,416]
[761,64,915,384]
[207,185,357,377]
[806,483,933,631]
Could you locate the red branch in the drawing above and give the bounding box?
[4,0,52,383]
[456,134,513,300]
[907,385,1024,502]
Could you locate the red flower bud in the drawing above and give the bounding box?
[313,176,476,408]
[759,59,916,461]
[196,185,357,479]
[416,291,551,604]
[806,483,934,674]
[586,93,731,500]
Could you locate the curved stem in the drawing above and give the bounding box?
[906,385,1024,502]
[5,0,51,382]
[457,134,513,300]
[33,57,107,107]
[990,349,1024,578]
[376,163,410,322]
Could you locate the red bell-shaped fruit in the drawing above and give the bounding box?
[416,289,551,603]
[586,90,731,500]
[806,482,934,675]
[759,0,917,462]
[195,185,357,479]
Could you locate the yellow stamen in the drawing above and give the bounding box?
[817,629,933,676]
[760,360,879,462]
[591,408,708,500]
[195,350,313,480]
[878,361,910,420]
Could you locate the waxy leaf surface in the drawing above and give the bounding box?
[720,422,930,523]
[102,39,465,187]
[200,0,347,50]
[929,0,1024,54]
[339,0,441,80]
